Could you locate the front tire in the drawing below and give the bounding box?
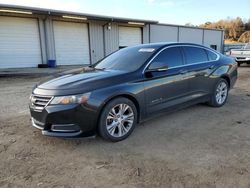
[208,79,229,107]
[98,97,137,142]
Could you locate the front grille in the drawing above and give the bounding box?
[31,95,53,111]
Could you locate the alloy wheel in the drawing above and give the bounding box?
[106,103,134,138]
[215,81,228,105]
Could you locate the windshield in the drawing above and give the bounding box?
[244,43,250,49]
[94,46,156,71]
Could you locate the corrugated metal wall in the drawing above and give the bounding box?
[89,21,105,64]
[203,29,223,52]
[147,24,224,52]
[0,11,224,68]
[150,25,178,42]
[178,27,203,44]
[38,18,47,64]
[44,18,56,60]
[142,24,150,43]
[103,23,119,56]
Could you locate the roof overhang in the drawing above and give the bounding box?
[0,4,158,24]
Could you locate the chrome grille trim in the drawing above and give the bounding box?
[30,95,53,111]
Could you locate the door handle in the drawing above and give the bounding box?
[195,72,206,77]
[179,70,188,74]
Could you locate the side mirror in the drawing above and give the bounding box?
[145,64,168,73]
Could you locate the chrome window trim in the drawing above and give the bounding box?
[142,44,220,74]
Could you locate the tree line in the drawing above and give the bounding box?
[199,17,250,43]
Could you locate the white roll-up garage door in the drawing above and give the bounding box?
[0,16,42,68]
[53,21,90,65]
[118,26,142,48]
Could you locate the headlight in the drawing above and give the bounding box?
[50,92,91,105]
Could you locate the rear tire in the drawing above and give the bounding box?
[98,97,137,142]
[208,79,229,107]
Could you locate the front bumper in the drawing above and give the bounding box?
[235,57,250,62]
[31,117,83,137]
[30,102,99,137]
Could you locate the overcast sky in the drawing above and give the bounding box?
[0,0,249,25]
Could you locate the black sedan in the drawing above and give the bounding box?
[29,43,238,141]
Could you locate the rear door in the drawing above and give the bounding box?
[181,46,218,96]
[143,47,189,114]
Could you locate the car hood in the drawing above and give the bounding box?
[37,68,127,91]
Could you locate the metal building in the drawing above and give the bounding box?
[0,4,224,69]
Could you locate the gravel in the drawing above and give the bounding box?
[0,66,250,187]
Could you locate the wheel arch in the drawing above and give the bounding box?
[97,94,141,130]
[220,74,231,88]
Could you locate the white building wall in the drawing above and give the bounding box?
[203,29,223,52]
[150,24,178,42]
[0,11,224,68]
[179,27,203,44]
[147,24,223,52]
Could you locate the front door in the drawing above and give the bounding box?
[143,47,189,114]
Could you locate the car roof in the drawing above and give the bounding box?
[131,42,221,56]
[135,42,207,49]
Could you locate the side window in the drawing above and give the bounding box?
[119,46,127,49]
[149,47,183,69]
[206,50,218,61]
[182,46,208,64]
[210,45,217,50]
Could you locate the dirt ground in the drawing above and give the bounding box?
[0,66,250,188]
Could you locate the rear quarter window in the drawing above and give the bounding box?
[182,46,208,64]
[206,50,218,61]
